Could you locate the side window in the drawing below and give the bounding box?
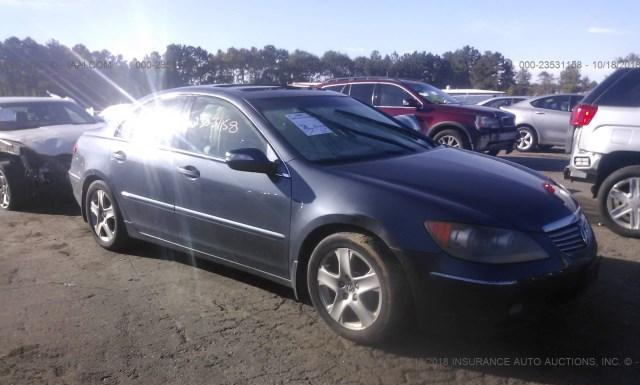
[349,83,375,105]
[596,71,640,107]
[324,84,348,94]
[531,95,570,111]
[116,96,188,146]
[570,95,583,110]
[485,99,511,108]
[377,84,412,107]
[175,96,268,159]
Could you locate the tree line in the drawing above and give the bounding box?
[0,36,632,109]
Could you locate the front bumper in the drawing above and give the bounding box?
[473,128,517,152]
[425,255,599,316]
[1,149,73,193]
[393,223,599,318]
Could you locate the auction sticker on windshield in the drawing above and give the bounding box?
[286,113,332,136]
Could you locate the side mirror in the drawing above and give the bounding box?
[402,98,422,109]
[225,148,277,175]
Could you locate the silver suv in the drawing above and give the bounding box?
[566,69,640,238]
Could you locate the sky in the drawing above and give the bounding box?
[1,0,638,82]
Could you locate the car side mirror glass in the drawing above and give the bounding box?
[225,148,277,175]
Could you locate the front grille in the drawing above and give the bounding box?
[500,116,515,127]
[547,222,587,254]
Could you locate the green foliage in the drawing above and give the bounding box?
[0,37,615,109]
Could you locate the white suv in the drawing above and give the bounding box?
[566,69,640,238]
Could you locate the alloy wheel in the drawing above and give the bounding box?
[89,189,117,243]
[517,129,533,151]
[0,173,9,209]
[316,248,381,330]
[438,135,461,148]
[606,177,640,230]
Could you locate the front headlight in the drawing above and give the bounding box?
[425,221,549,264]
[0,139,22,155]
[475,115,501,129]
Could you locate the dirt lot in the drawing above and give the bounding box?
[1,151,639,385]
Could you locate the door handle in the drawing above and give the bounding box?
[111,150,127,162]
[177,165,200,179]
[535,111,545,115]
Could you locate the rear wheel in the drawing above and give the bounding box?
[598,166,640,238]
[85,180,131,250]
[516,126,538,152]
[433,129,469,150]
[0,162,25,211]
[307,232,410,344]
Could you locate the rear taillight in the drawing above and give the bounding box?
[571,104,598,126]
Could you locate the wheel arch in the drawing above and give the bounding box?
[593,151,640,197]
[80,171,118,222]
[517,123,539,139]
[428,122,473,149]
[291,219,409,303]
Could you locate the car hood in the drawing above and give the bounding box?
[0,122,105,156]
[329,147,578,232]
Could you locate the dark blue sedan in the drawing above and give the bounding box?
[69,86,598,344]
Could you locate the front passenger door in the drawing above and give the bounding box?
[171,96,292,278]
[374,83,420,117]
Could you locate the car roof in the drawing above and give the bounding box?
[0,97,75,104]
[322,77,415,85]
[157,84,344,101]
[532,93,582,98]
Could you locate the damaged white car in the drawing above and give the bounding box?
[0,97,104,210]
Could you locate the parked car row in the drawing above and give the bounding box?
[0,83,602,345]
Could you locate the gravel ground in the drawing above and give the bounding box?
[1,151,639,385]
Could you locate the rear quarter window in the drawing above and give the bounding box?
[594,70,640,107]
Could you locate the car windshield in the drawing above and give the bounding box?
[253,95,434,163]
[405,81,459,105]
[0,101,95,131]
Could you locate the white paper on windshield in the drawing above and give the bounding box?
[285,113,332,136]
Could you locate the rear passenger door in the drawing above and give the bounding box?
[171,96,292,278]
[348,83,375,105]
[109,95,189,242]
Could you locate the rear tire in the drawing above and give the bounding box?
[598,166,640,238]
[0,161,26,211]
[433,129,470,150]
[85,180,131,250]
[516,126,538,152]
[307,232,410,344]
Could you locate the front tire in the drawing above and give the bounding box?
[85,180,130,250]
[307,232,410,344]
[598,166,640,238]
[516,126,538,152]
[433,129,469,150]
[0,162,25,211]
